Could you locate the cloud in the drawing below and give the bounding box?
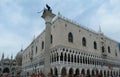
[73,0,120,43]
[0,0,43,58]
[0,0,120,59]
[81,0,120,42]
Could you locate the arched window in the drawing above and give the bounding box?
[83,57,85,64]
[94,41,97,49]
[42,41,44,50]
[88,58,90,64]
[31,46,33,56]
[77,55,79,63]
[108,46,111,53]
[60,53,63,61]
[71,54,73,62]
[64,53,67,61]
[51,35,53,44]
[85,57,87,64]
[57,53,59,61]
[36,46,37,54]
[102,46,105,53]
[74,55,76,63]
[54,53,56,62]
[52,54,53,62]
[68,54,70,62]
[115,52,117,56]
[68,32,73,43]
[82,37,86,46]
[80,56,82,63]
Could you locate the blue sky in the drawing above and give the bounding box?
[0,0,120,59]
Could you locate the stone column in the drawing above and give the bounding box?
[41,9,55,76]
[58,67,61,77]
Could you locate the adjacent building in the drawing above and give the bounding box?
[22,7,120,77]
[0,50,23,76]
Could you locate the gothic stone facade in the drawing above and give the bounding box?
[0,51,22,76]
[0,57,17,76]
[22,9,120,77]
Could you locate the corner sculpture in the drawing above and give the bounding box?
[46,4,51,11]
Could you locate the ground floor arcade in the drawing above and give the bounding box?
[50,65,120,77]
[22,46,120,77]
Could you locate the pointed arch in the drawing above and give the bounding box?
[51,35,53,44]
[64,53,67,61]
[69,68,74,75]
[71,54,73,62]
[54,53,56,62]
[81,69,85,75]
[77,55,79,63]
[75,68,79,75]
[61,67,67,76]
[74,55,76,63]
[36,46,38,53]
[87,69,90,76]
[50,68,53,75]
[108,46,111,53]
[68,32,73,43]
[94,41,97,49]
[102,46,105,53]
[82,37,86,46]
[54,67,58,76]
[52,54,53,62]
[92,69,95,76]
[68,54,70,62]
[60,52,63,61]
[42,41,44,49]
[57,53,59,61]
[80,56,82,63]
[3,67,9,73]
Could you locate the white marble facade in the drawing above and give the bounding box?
[22,8,120,77]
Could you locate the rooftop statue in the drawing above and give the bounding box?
[46,4,51,11]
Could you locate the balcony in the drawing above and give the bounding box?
[102,52,107,57]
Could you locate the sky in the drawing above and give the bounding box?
[0,0,120,59]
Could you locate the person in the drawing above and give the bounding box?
[39,71,44,77]
[47,73,51,77]
[26,72,31,77]
[32,73,37,77]
[2,73,9,77]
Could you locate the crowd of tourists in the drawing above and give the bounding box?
[0,72,120,77]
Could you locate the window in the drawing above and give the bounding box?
[68,54,70,62]
[36,46,37,54]
[64,53,67,61]
[42,41,44,50]
[77,55,79,63]
[108,46,111,53]
[52,54,53,62]
[31,46,33,56]
[68,32,73,43]
[115,52,117,56]
[54,54,56,62]
[51,35,53,44]
[60,52,63,61]
[65,24,67,27]
[94,41,97,49]
[57,53,59,61]
[82,37,86,46]
[71,54,73,62]
[102,46,105,53]
[74,55,76,63]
